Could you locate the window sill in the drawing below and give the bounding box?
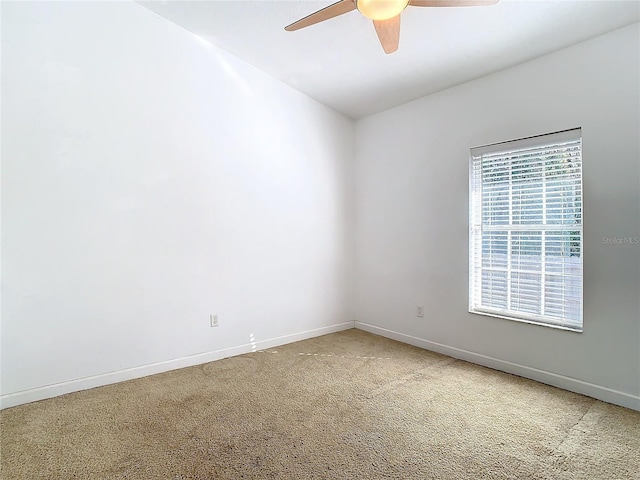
[469,308,583,333]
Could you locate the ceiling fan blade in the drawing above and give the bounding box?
[285,0,356,31]
[373,15,401,54]
[409,0,499,6]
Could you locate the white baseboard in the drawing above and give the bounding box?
[0,321,355,410]
[355,321,640,412]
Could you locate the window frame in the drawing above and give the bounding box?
[468,128,583,332]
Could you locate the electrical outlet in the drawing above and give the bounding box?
[210,314,219,327]
[417,306,424,318]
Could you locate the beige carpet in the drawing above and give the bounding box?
[1,329,639,479]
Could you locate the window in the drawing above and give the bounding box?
[469,129,583,331]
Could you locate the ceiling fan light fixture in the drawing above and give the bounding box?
[356,0,410,20]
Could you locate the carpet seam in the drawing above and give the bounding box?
[529,398,598,478]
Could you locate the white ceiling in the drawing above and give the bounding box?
[138,0,640,119]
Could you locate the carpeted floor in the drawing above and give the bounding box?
[1,329,639,479]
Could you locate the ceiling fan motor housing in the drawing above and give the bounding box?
[357,0,410,20]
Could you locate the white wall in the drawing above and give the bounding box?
[1,1,355,406]
[354,23,640,409]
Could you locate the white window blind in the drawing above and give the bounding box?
[469,129,583,331]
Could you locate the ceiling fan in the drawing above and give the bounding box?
[285,0,499,54]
